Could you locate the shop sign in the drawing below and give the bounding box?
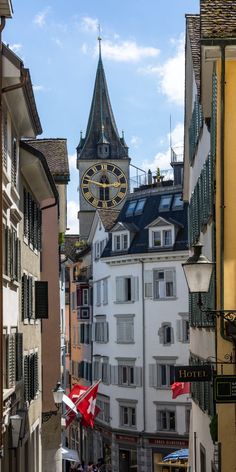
[149,438,188,447]
[214,375,236,403]
[175,365,212,382]
[116,435,137,443]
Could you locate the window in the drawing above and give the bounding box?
[96,396,110,423]
[149,359,176,388]
[113,233,129,252]
[157,408,176,431]
[94,241,100,260]
[119,404,136,428]
[126,201,137,217]
[153,269,175,299]
[22,274,34,320]
[200,444,206,472]
[159,195,172,211]
[93,356,102,381]
[116,315,134,343]
[102,279,108,305]
[82,288,89,306]
[134,198,146,214]
[79,323,91,344]
[118,365,134,386]
[3,226,21,281]
[3,333,23,388]
[172,193,183,210]
[158,323,174,345]
[93,316,109,343]
[151,228,173,248]
[115,276,139,303]
[185,408,191,433]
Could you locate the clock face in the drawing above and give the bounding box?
[81,162,128,209]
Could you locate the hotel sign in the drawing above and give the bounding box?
[214,375,236,403]
[175,365,212,382]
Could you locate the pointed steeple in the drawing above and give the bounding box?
[77,38,129,161]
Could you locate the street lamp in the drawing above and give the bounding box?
[182,242,236,323]
[42,381,64,423]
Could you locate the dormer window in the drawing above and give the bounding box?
[172,193,183,210]
[151,229,172,248]
[113,232,129,252]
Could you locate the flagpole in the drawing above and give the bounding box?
[63,379,101,420]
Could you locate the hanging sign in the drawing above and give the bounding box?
[214,375,236,403]
[175,365,212,382]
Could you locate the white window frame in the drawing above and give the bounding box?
[82,288,89,306]
[149,226,174,248]
[102,279,108,305]
[115,276,139,303]
[156,407,176,432]
[153,268,176,300]
[96,280,101,306]
[112,231,129,252]
[115,314,134,343]
[119,401,137,428]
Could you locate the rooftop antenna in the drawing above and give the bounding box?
[98,24,102,59]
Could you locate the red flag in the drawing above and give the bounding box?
[77,382,99,428]
[65,384,89,428]
[81,405,101,428]
[171,382,190,399]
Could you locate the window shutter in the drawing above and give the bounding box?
[33,202,37,249]
[7,227,11,278]
[131,276,139,301]
[134,367,142,387]
[34,352,39,394]
[3,111,7,168]
[144,271,153,298]
[110,365,118,385]
[24,356,29,402]
[6,334,16,388]
[35,281,48,319]
[92,323,96,342]
[23,189,28,238]
[149,364,157,388]
[80,324,85,344]
[22,274,28,320]
[166,270,175,296]
[176,319,183,342]
[29,354,34,401]
[28,277,33,318]
[15,333,23,381]
[16,239,21,282]
[104,322,109,343]
[158,326,165,344]
[116,277,124,302]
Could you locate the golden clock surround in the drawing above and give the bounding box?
[81,162,128,209]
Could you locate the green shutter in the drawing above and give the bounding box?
[16,333,23,381]
[24,356,29,402]
[6,334,16,388]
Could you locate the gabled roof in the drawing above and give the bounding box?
[77,54,129,160]
[111,221,139,233]
[98,209,119,231]
[25,138,70,182]
[146,216,172,229]
[200,0,236,39]
[102,188,188,257]
[186,15,200,96]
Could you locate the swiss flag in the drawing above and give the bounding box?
[77,382,99,428]
[171,382,190,399]
[63,382,100,429]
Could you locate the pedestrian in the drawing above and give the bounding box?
[87,462,93,472]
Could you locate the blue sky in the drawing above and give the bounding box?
[5,0,199,232]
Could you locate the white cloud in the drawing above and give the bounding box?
[140,34,185,105]
[81,16,98,33]
[99,39,160,63]
[130,136,142,149]
[81,43,88,55]
[9,43,22,54]
[66,200,79,234]
[68,153,77,172]
[34,7,50,28]
[142,122,184,173]
[52,37,63,48]
[33,85,45,92]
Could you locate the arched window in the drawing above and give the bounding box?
[99,175,110,201]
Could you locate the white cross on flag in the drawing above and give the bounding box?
[63,381,100,429]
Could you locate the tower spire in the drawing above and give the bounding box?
[98,24,102,59]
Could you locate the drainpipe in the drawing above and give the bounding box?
[0,16,6,460]
[140,260,146,451]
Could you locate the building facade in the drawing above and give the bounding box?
[89,176,190,472]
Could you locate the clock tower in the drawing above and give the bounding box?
[77,39,130,239]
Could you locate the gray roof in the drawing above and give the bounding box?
[200,0,236,39]
[77,54,129,160]
[26,138,70,182]
[186,15,200,95]
[98,209,119,231]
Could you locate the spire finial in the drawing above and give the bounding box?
[98,24,102,59]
